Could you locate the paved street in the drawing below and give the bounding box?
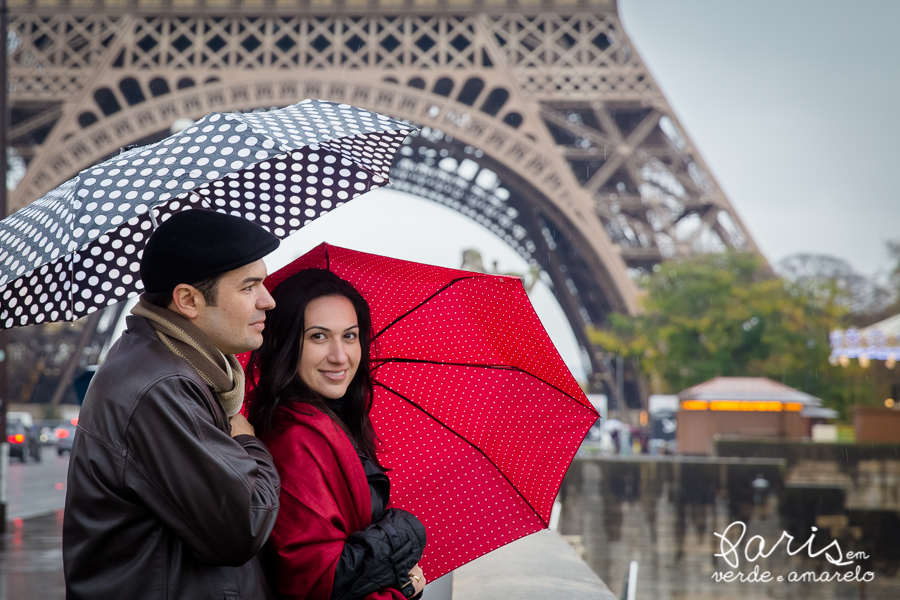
[7,448,69,520]
[0,447,69,600]
[0,512,64,600]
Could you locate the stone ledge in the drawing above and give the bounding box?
[451,529,617,600]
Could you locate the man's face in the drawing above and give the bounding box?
[191,259,275,355]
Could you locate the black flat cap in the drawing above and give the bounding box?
[140,210,280,293]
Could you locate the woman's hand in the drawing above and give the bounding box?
[409,564,426,596]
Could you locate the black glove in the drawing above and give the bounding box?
[379,509,426,598]
[330,508,427,600]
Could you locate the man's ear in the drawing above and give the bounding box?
[170,284,204,319]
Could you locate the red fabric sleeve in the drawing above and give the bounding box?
[263,406,405,600]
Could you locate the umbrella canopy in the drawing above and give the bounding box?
[600,418,624,433]
[257,243,599,580]
[0,100,415,329]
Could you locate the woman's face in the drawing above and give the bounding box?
[298,295,361,399]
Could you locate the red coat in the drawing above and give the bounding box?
[262,405,405,600]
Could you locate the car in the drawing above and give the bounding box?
[7,420,42,462]
[39,425,60,445]
[56,424,77,456]
[36,420,65,446]
[7,411,34,428]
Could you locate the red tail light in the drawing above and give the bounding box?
[7,434,24,444]
[70,417,79,426]
[55,429,70,439]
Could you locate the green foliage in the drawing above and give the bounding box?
[589,252,862,413]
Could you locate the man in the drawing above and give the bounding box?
[63,210,282,599]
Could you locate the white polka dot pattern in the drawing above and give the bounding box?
[0,100,414,329]
[0,177,79,289]
[261,243,600,581]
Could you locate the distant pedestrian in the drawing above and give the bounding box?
[752,473,770,505]
[63,210,282,599]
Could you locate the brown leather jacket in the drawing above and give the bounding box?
[63,315,280,599]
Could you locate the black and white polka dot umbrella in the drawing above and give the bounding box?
[0,100,416,329]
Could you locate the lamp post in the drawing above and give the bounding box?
[0,0,10,533]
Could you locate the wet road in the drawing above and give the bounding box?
[0,512,64,600]
[7,448,69,520]
[0,447,69,599]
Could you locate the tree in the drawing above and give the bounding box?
[884,240,900,317]
[777,253,891,326]
[589,252,855,412]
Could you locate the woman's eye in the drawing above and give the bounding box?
[345,332,358,340]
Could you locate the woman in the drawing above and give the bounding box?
[247,269,427,600]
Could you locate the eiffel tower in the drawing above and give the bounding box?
[6,0,760,405]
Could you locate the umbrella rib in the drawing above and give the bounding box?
[372,358,593,408]
[374,380,549,529]
[372,275,485,341]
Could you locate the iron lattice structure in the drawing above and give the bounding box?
[6,0,760,403]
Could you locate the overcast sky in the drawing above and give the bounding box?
[618,0,900,278]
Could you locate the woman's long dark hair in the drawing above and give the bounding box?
[246,269,381,467]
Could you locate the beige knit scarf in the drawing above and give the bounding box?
[131,297,245,417]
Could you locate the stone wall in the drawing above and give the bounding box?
[560,454,900,600]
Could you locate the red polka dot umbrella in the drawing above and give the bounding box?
[260,242,599,580]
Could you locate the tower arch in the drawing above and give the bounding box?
[7,1,762,404]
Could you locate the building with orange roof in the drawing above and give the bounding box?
[676,376,830,454]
